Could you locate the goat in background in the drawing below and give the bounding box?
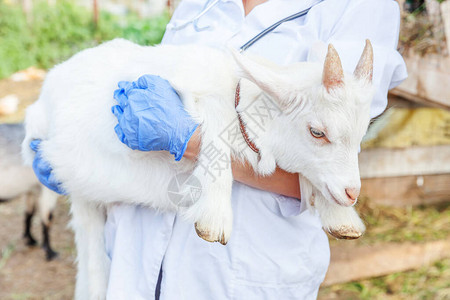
[0,123,59,260]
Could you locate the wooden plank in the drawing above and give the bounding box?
[361,174,450,206]
[359,145,450,178]
[442,1,450,54]
[389,89,450,110]
[390,52,450,109]
[322,238,450,286]
[388,94,428,109]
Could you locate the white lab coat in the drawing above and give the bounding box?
[104,0,407,299]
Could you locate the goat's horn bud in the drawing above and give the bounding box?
[322,44,344,92]
[354,39,373,82]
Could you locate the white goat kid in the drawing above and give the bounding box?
[22,38,373,299]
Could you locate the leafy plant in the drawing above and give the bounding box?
[0,0,169,79]
[0,2,35,78]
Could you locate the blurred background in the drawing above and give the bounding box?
[0,0,449,299]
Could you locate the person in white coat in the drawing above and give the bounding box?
[105,0,407,299]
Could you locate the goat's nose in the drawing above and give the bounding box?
[345,188,360,202]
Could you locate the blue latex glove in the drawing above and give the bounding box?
[30,140,67,195]
[112,75,199,161]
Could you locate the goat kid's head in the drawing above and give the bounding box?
[232,40,374,207]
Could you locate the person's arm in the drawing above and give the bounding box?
[112,75,301,199]
[232,161,301,199]
[184,127,301,199]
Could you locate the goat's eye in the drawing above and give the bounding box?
[310,127,325,138]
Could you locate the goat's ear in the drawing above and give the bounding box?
[229,48,289,103]
[322,44,344,92]
[354,39,373,83]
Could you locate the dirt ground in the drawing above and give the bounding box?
[0,78,43,124]
[0,196,76,300]
[0,77,76,299]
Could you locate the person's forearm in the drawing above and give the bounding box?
[231,160,300,198]
[183,126,202,160]
[183,127,301,199]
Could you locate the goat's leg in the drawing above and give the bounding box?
[314,193,365,239]
[70,198,109,300]
[299,175,365,239]
[23,191,37,246]
[183,150,234,245]
[192,170,233,245]
[70,199,90,300]
[38,187,59,260]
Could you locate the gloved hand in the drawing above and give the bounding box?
[112,75,199,161]
[30,140,67,195]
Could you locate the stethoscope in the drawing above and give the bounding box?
[170,0,220,32]
[170,0,319,52]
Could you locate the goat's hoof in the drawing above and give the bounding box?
[23,233,37,247]
[326,226,363,240]
[43,247,59,261]
[24,235,38,247]
[194,223,228,245]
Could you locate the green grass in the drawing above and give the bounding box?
[10,293,32,300]
[319,258,450,300]
[0,0,169,79]
[329,199,450,247]
[322,200,450,299]
[0,243,15,270]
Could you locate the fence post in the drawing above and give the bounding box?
[93,0,99,28]
[21,0,33,23]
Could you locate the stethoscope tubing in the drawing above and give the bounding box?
[239,6,313,52]
[170,1,318,52]
[170,0,220,31]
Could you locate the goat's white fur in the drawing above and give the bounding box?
[22,39,373,299]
